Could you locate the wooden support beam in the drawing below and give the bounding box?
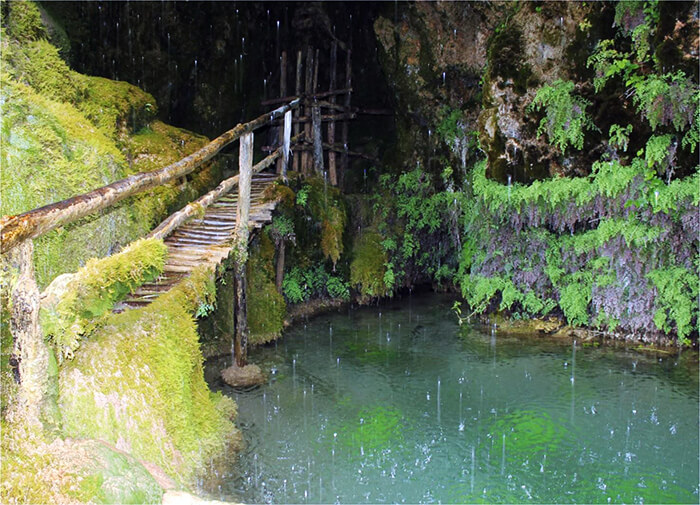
[0,99,300,254]
[302,47,314,175]
[312,102,324,175]
[233,132,253,368]
[6,239,50,427]
[282,110,291,180]
[260,88,353,106]
[292,112,357,123]
[293,50,302,173]
[341,48,352,182]
[328,40,338,186]
[276,51,288,176]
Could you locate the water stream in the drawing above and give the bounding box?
[204,293,698,504]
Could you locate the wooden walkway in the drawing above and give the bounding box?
[123,173,279,308]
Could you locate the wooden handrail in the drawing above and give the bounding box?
[0,99,300,253]
[148,132,304,241]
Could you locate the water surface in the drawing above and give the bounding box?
[204,293,699,504]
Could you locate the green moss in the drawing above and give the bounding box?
[1,21,223,288]
[350,231,388,302]
[247,230,286,345]
[6,0,46,42]
[78,76,157,141]
[40,238,167,361]
[305,177,348,267]
[59,265,237,485]
[0,420,163,504]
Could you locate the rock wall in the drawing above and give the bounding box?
[374,1,698,184]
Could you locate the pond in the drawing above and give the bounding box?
[203,293,699,504]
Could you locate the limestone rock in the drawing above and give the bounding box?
[221,364,266,388]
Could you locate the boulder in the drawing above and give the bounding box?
[221,364,266,388]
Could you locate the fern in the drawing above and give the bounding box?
[647,267,698,343]
[528,79,599,152]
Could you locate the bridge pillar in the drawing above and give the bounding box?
[233,132,253,367]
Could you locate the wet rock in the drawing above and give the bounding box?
[221,363,266,388]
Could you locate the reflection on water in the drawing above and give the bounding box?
[204,293,699,504]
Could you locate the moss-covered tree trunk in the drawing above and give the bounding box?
[6,240,49,427]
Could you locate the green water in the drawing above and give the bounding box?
[204,293,699,504]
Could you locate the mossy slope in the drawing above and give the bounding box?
[0,0,221,288]
[58,266,240,485]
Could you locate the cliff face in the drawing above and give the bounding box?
[375,1,698,184]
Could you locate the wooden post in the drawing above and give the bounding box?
[341,48,352,183]
[313,48,320,93]
[276,51,288,176]
[282,110,291,180]
[275,240,285,293]
[233,132,253,368]
[327,41,338,186]
[312,102,324,175]
[302,46,314,175]
[293,50,302,173]
[6,240,50,427]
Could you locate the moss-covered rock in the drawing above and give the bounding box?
[0,420,163,504]
[247,230,286,345]
[58,266,241,485]
[40,238,167,361]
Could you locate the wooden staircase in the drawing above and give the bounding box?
[123,173,279,308]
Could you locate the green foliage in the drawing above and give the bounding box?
[629,71,696,132]
[372,168,466,292]
[304,178,347,267]
[282,265,349,304]
[614,0,659,61]
[40,238,167,361]
[608,124,633,152]
[295,185,310,207]
[647,267,698,342]
[528,79,599,152]
[350,232,388,302]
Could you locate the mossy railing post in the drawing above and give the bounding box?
[233,132,253,367]
[6,239,50,427]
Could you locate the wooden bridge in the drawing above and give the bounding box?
[0,98,301,374]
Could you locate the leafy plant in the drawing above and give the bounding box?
[528,79,599,152]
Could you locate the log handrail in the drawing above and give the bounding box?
[0,98,301,253]
[148,132,304,241]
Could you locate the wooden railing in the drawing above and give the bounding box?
[0,98,300,254]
